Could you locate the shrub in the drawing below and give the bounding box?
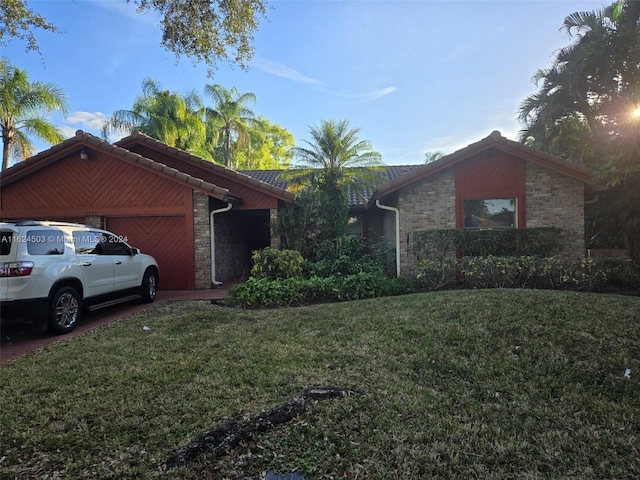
[416,258,459,291]
[414,227,565,259]
[462,256,540,289]
[250,248,304,280]
[459,256,633,292]
[228,277,303,307]
[228,271,414,308]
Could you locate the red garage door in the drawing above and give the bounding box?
[106,216,190,290]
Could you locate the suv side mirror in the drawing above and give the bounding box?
[131,247,139,255]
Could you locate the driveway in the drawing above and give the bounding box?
[0,288,229,364]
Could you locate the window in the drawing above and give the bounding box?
[1,231,13,256]
[73,231,105,255]
[26,229,65,255]
[105,236,132,256]
[464,199,515,228]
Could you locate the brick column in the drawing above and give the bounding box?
[192,191,212,289]
[84,216,104,229]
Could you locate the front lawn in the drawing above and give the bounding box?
[1,290,639,479]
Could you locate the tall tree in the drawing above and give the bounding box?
[102,78,210,159]
[518,0,640,262]
[0,57,67,171]
[1,0,268,73]
[286,119,383,242]
[0,0,58,55]
[235,116,294,170]
[205,84,256,169]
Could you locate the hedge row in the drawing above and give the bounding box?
[228,274,414,308]
[417,256,640,292]
[414,227,565,258]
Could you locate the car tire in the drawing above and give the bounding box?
[49,286,81,335]
[140,269,158,304]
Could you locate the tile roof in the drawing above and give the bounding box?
[115,131,295,202]
[241,165,420,208]
[0,131,232,202]
[370,130,602,204]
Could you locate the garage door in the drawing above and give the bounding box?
[106,216,190,290]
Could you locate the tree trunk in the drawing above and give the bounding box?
[2,136,11,172]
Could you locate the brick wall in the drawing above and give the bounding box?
[391,161,586,277]
[84,216,104,229]
[525,163,585,259]
[397,168,457,275]
[192,191,212,289]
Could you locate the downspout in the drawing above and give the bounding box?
[375,199,401,278]
[210,203,233,286]
[584,194,599,205]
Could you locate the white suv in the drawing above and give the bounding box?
[1,221,159,334]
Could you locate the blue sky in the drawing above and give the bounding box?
[1,0,605,166]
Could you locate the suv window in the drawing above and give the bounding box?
[26,229,64,255]
[73,231,106,255]
[105,236,132,256]
[1,231,13,256]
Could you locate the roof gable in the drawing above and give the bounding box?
[371,131,602,203]
[115,131,295,203]
[0,131,232,202]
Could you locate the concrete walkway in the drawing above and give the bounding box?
[1,287,229,364]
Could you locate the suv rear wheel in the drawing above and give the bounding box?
[49,286,81,335]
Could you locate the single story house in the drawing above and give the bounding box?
[0,130,600,288]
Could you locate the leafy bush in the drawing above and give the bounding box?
[250,248,304,280]
[462,256,542,289]
[414,227,565,259]
[459,256,635,292]
[416,258,459,291]
[228,271,414,308]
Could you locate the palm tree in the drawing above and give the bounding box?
[517,0,640,263]
[286,119,383,242]
[0,58,68,171]
[288,119,383,196]
[102,78,210,159]
[204,84,256,169]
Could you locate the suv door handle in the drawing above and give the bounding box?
[114,261,122,265]
[82,262,92,266]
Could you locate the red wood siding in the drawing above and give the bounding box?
[107,216,192,290]
[127,145,280,210]
[1,151,191,218]
[455,150,527,228]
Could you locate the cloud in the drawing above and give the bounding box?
[58,125,77,140]
[252,57,325,85]
[67,111,108,131]
[321,86,397,103]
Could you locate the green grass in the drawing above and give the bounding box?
[1,290,639,479]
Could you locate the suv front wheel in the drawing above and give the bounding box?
[49,286,81,335]
[140,269,158,304]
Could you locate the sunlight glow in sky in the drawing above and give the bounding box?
[0,0,605,166]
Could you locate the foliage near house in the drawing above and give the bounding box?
[519,0,640,263]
